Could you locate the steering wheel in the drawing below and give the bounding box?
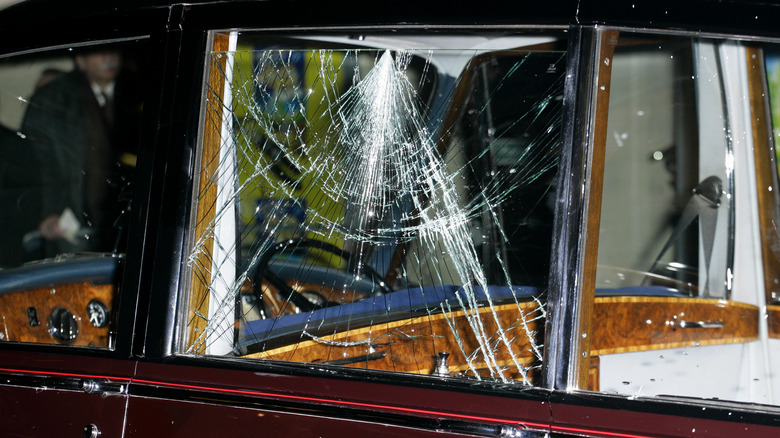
[251,239,392,315]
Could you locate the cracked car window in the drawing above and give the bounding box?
[182,32,565,384]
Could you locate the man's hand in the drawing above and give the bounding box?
[39,214,63,240]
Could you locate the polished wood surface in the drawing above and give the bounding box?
[575,29,619,388]
[587,356,600,391]
[0,283,114,347]
[590,296,759,355]
[247,301,544,383]
[245,293,759,384]
[768,305,780,339]
[186,32,231,353]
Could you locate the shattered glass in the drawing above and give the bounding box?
[183,33,565,384]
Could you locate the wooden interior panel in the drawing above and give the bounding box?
[590,297,759,356]
[574,29,619,388]
[248,301,544,382]
[587,356,600,391]
[187,32,231,353]
[245,293,759,385]
[0,282,114,347]
[767,305,780,338]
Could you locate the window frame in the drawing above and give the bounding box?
[564,25,780,402]
[164,20,780,426]
[173,26,581,390]
[0,34,160,358]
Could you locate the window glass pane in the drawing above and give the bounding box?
[0,39,147,347]
[768,53,780,172]
[762,50,780,305]
[760,46,780,404]
[597,36,731,298]
[182,32,565,385]
[592,32,774,404]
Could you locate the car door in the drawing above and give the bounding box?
[545,28,780,436]
[0,32,154,437]
[120,5,780,438]
[124,8,569,435]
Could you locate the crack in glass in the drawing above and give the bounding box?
[185,37,565,384]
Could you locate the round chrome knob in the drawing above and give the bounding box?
[48,307,78,343]
[83,424,100,438]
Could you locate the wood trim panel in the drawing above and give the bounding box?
[575,29,619,387]
[587,356,600,391]
[0,283,114,347]
[590,296,759,356]
[244,294,758,384]
[248,301,543,383]
[186,33,231,353]
[768,304,780,338]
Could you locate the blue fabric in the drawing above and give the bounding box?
[244,284,538,340]
[0,256,118,295]
[242,283,689,349]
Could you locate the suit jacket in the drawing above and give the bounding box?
[21,68,142,255]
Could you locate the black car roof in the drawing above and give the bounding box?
[1,0,780,55]
[0,0,778,30]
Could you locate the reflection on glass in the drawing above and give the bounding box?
[0,40,146,348]
[184,34,565,384]
[597,37,731,298]
[767,54,780,169]
[592,33,774,404]
[0,42,143,266]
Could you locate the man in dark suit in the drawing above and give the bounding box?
[21,46,142,256]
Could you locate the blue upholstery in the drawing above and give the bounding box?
[0,256,119,295]
[242,284,538,347]
[240,283,689,350]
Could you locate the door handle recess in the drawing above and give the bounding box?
[666,318,724,330]
[678,320,724,329]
